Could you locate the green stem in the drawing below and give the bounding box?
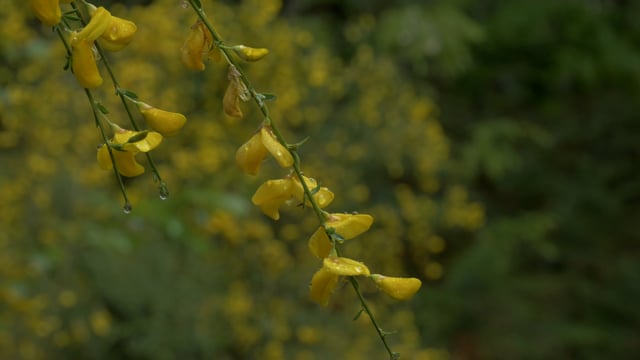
[55,25,130,209]
[69,2,168,198]
[186,1,396,357]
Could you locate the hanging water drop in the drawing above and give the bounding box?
[159,185,169,200]
[123,202,132,214]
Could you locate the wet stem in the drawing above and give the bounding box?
[186,1,398,358]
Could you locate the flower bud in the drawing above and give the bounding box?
[138,102,187,136]
[292,176,334,208]
[370,275,422,301]
[70,37,103,89]
[30,0,61,26]
[231,45,269,62]
[323,257,370,276]
[309,267,339,307]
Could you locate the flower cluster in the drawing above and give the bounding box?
[180,8,423,309]
[30,1,188,207]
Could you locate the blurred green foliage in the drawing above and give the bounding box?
[1,0,638,359]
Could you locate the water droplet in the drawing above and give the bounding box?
[123,202,132,214]
[159,186,169,200]
[180,0,188,9]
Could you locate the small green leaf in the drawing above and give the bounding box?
[95,102,109,114]
[261,93,277,101]
[120,89,138,100]
[127,130,148,143]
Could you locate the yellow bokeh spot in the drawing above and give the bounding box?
[424,261,444,280]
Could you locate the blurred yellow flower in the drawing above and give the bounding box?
[30,0,61,26]
[138,102,187,136]
[325,213,374,240]
[223,74,244,118]
[370,274,422,301]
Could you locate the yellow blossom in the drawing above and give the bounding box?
[30,0,61,26]
[370,274,422,301]
[308,227,332,259]
[236,127,293,175]
[97,13,137,51]
[323,256,370,276]
[112,128,163,152]
[70,38,102,89]
[309,267,339,307]
[325,213,374,240]
[292,175,334,208]
[235,131,269,175]
[97,145,144,177]
[138,102,187,136]
[76,6,112,42]
[180,20,211,71]
[251,178,295,220]
[231,45,270,61]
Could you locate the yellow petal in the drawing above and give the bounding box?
[97,146,144,177]
[291,176,334,208]
[71,38,103,89]
[99,15,137,51]
[180,20,210,71]
[251,178,294,220]
[232,45,270,61]
[260,127,293,168]
[77,6,112,42]
[309,267,339,307]
[308,227,332,259]
[371,274,422,301]
[140,105,187,136]
[113,128,163,152]
[30,0,61,26]
[323,257,370,276]
[326,213,374,240]
[235,131,268,175]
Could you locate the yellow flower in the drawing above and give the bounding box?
[291,175,334,208]
[251,178,294,220]
[97,13,137,51]
[231,45,269,61]
[308,227,332,259]
[370,274,422,301]
[181,20,211,71]
[323,256,370,276]
[30,0,61,26]
[236,127,293,175]
[112,128,163,152]
[309,267,339,307]
[97,127,162,177]
[70,38,103,89]
[325,213,374,240]
[137,102,187,136]
[309,256,371,306]
[97,145,144,177]
[76,6,112,42]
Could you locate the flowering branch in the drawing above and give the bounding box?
[184,1,420,358]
